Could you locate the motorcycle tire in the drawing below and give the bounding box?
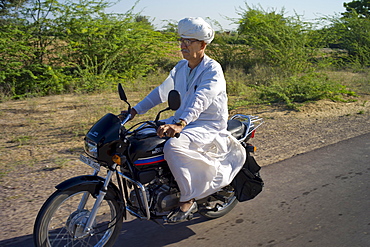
[34,184,123,247]
[198,185,239,219]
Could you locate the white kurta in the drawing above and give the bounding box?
[134,55,246,201]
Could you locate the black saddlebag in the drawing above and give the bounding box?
[232,155,264,202]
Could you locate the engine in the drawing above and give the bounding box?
[151,184,180,212]
[129,172,180,213]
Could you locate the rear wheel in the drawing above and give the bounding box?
[34,185,122,247]
[198,185,238,219]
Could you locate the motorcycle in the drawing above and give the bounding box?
[33,83,264,247]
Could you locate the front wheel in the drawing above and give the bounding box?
[34,184,123,247]
[198,185,238,219]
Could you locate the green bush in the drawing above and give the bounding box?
[237,4,316,76]
[0,0,177,98]
[0,0,368,105]
[207,32,251,71]
[318,11,370,68]
[258,72,357,109]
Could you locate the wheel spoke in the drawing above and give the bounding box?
[35,188,122,247]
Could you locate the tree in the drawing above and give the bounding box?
[318,1,370,67]
[332,12,370,66]
[0,0,26,15]
[0,0,27,25]
[135,15,154,29]
[1,0,177,97]
[343,0,370,18]
[0,24,35,97]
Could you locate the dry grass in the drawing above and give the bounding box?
[325,69,370,95]
[0,90,175,179]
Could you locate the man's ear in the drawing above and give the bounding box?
[200,41,207,50]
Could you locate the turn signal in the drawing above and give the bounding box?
[112,154,127,165]
[246,144,257,153]
[112,154,121,165]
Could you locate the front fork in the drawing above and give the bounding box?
[76,169,100,212]
[80,165,116,236]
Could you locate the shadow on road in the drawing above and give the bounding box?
[113,216,208,247]
[0,235,33,247]
[0,215,208,247]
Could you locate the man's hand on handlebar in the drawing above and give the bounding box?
[120,108,137,121]
[157,124,183,138]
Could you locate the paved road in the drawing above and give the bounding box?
[113,132,370,247]
[2,133,369,246]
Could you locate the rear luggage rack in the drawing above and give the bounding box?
[230,114,264,142]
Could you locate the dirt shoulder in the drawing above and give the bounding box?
[0,93,369,243]
[234,97,370,167]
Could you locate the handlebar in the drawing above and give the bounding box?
[120,117,180,139]
[119,112,131,126]
[156,120,180,138]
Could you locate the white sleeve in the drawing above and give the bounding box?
[133,86,161,114]
[133,69,176,114]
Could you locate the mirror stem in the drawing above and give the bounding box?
[155,107,170,125]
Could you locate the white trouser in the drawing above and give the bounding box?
[164,133,244,202]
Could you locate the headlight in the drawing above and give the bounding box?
[84,138,98,158]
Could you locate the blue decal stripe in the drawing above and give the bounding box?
[134,155,165,166]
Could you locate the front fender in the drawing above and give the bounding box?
[55,175,121,201]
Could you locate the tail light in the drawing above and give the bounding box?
[250,130,255,138]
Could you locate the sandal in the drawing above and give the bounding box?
[166,201,198,224]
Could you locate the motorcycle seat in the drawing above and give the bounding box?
[227,119,246,139]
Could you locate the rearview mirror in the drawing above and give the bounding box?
[154,90,181,124]
[118,83,127,102]
[168,90,181,111]
[118,83,131,116]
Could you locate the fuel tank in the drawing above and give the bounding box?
[128,128,168,170]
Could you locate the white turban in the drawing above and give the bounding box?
[178,17,215,44]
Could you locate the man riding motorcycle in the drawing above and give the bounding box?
[126,17,246,223]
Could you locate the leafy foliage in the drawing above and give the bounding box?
[0,0,27,22]
[0,23,37,97]
[337,13,370,67]
[317,10,370,68]
[0,0,366,109]
[207,31,251,72]
[236,4,316,76]
[0,0,177,98]
[343,0,370,18]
